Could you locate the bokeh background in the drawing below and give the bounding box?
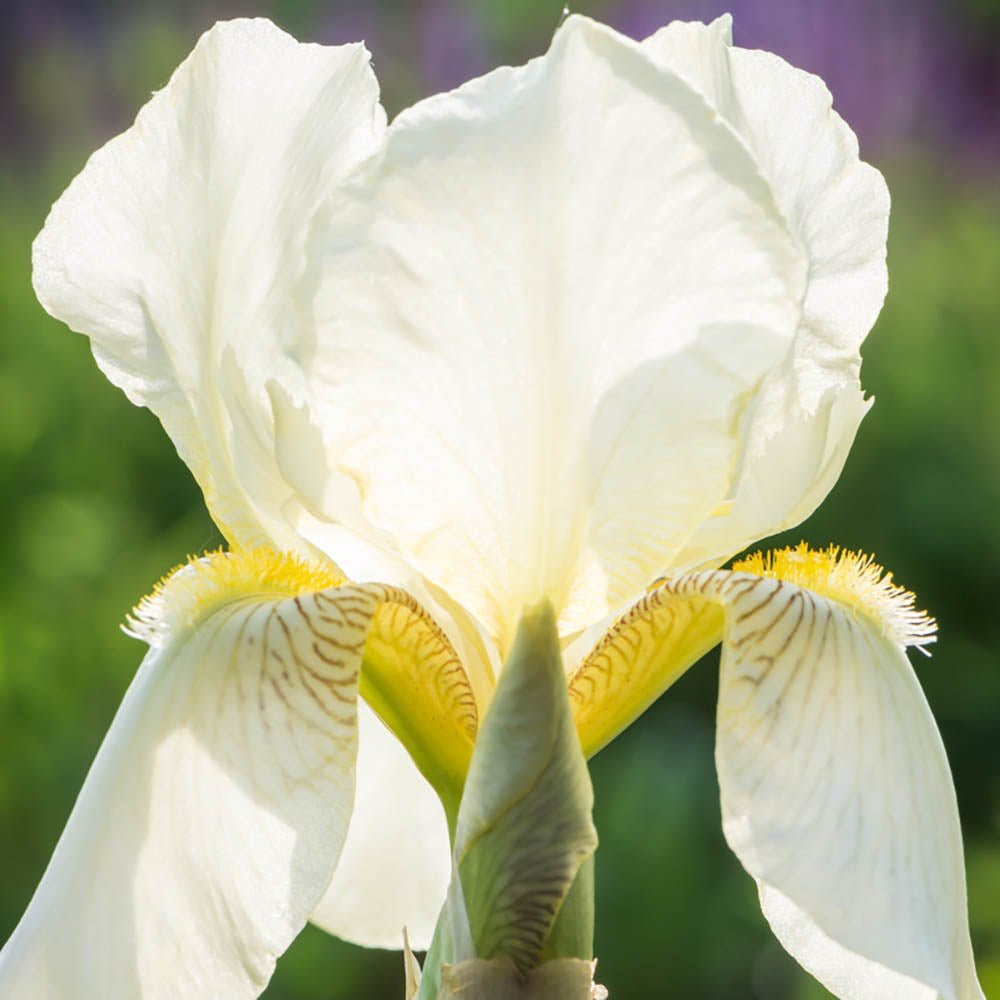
[1,0,998,997]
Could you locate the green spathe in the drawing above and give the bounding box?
[417,602,599,998]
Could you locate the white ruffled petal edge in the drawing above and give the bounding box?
[32,19,385,551]
[644,17,889,572]
[301,13,807,650]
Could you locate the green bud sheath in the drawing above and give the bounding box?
[417,601,600,999]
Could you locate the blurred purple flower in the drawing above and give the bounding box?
[613,0,999,161]
[316,6,380,51]
[421,0,491,94]
[1,0,997,165]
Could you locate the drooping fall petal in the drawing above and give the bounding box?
[700,566,982,1000]
[0,553,376,999]
[0,549,477,996]
[610,553,982,1000]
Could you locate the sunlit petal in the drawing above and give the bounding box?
[0,552,378,999]
[294,14,807,650]
[362,587,478,813]
[666,562,984,1000]
[644,17,888,569]
[568,588,722,757]
[310,702,452,950]
[32,19,385,550]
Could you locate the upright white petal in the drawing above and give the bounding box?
[0,574,381,998]
[310,702,452,950]
[644,17,889,568]
[670,569,984,1000]
[292,14,807,651]
[32,19,386,550]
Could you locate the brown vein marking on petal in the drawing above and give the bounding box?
[129,546,477,806]
[569,544,936,762]
[262,587,375,725]
[205,583,378,804]
[568,583,723,758]
[354,584,479,804]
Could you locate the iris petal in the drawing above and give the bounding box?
[0,560,378,998]
[297,15,808,650]
[32,19,386,550]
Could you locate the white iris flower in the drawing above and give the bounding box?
[0,13,984,1000]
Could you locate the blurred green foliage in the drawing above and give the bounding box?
[1,3,998,998]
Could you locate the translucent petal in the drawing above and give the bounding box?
[32,19,385,549]
[643,17,889,568]
[0,572,380,998]
[568,588,722,757]
[293,14,807,651]
[574,552,982,996]
[670,568,984,1000]
[310,702,452,950]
